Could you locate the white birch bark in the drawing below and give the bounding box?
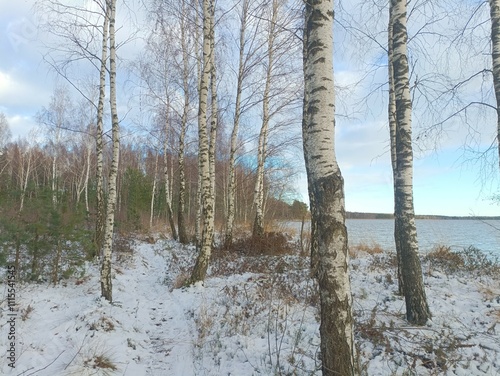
[189,0,214,284]
[194,0,203,249]
[253,0,278,238]
[390,0,430,325]
[226,0,249,245]
[388,7,404,295]
[177,0,190,244]
[489,0,500,169]
[150,152,158,229]
[84,141,91,213]
[302,1,357,373]
[208,0,217,245]
[101,0,119,303]
[164,111,178,240]
[19,146,32,212]
[95,2,109,256]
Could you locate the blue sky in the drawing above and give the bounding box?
[1,0,499,217]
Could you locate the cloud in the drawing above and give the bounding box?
[6,114,38,141]
[0,70,52,112]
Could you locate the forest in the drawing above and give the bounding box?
[1,0,500,375]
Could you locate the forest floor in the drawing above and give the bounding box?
[1,232,500,375]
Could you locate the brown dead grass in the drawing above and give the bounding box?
[424,245,464,273]
[223,232,295,257]
[350,242,384,258]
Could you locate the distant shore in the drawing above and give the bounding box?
[345,212,500,220]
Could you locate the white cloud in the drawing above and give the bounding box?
[6,114,39,141]
[0,68,54,117]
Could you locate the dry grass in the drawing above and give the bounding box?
[350,242,384,258]
[424,245,464,273]
[20,304,34,321]
[83,354,118,372]
[224,232,295,257]
[89,316,115,332]
[172,271,191,290]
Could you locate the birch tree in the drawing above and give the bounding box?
[489,0,500,170]
[189,0,215,283]
[389,0,431,325]
[163,106,178,240]
[177,0,193,244]
[225,0,261,245]
[36,85,73,207]
[388,9,404,295]
[95,1,109,256]
[252,0,279,238]
[225,0,249,245]
[302,0,357,374]
[208,0,218,244]
[251,0,302,238]
[101,0,119,302]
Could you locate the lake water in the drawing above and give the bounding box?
[285,219,500,258]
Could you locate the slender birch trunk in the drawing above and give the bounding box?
[302,1,357,374]
[19,148,32,212]
[101,0,119,303]
[390,0,431,325]
[164,112,178,240]
[51,148,58,206]
[150,152,158,229]
[388,9,404,295]
[252,1,277,238]
[84,142,91,213]
[95,3,109,257]
[208,1,217,245]
[226,0,249,246]
[194,0,203,249]
[489,0,500,169]
[177,0,190,244]
[189,0,214,283]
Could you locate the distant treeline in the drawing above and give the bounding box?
[346,212,500,220]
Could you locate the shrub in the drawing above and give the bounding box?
[425,245,499,275]
[424,245,464,273]
[221,232,295,257]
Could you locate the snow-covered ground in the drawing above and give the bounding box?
[1,235,499,375]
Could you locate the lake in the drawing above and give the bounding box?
[285,219,500,258]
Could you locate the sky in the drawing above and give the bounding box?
[1,0,499,217]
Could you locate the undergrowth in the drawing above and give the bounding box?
[424,245,499,275]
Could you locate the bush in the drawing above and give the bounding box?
[424,245,464,273]
[425,245,499,275]
[223,232,295,257]
[458,246,499,274]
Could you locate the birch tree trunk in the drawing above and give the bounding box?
[150,152,158,229]
[177,0,190,244]
[208,0,217,246]
[253,0,278,238]
[302,1,357,374]
[226,0,249,246]
[194,0,203,249]
[489,0,500,170]
[189,0,214,284]
[84,142,91,213]
[164,112,178,240]
[390,0,431,325]
[19,147,32,212]
[95,3,109,257]
[101,0,119,303]
[388,9,404,295]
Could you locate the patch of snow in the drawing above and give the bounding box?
[1,238,499,375]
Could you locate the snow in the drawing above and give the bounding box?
[1,236,499,375]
